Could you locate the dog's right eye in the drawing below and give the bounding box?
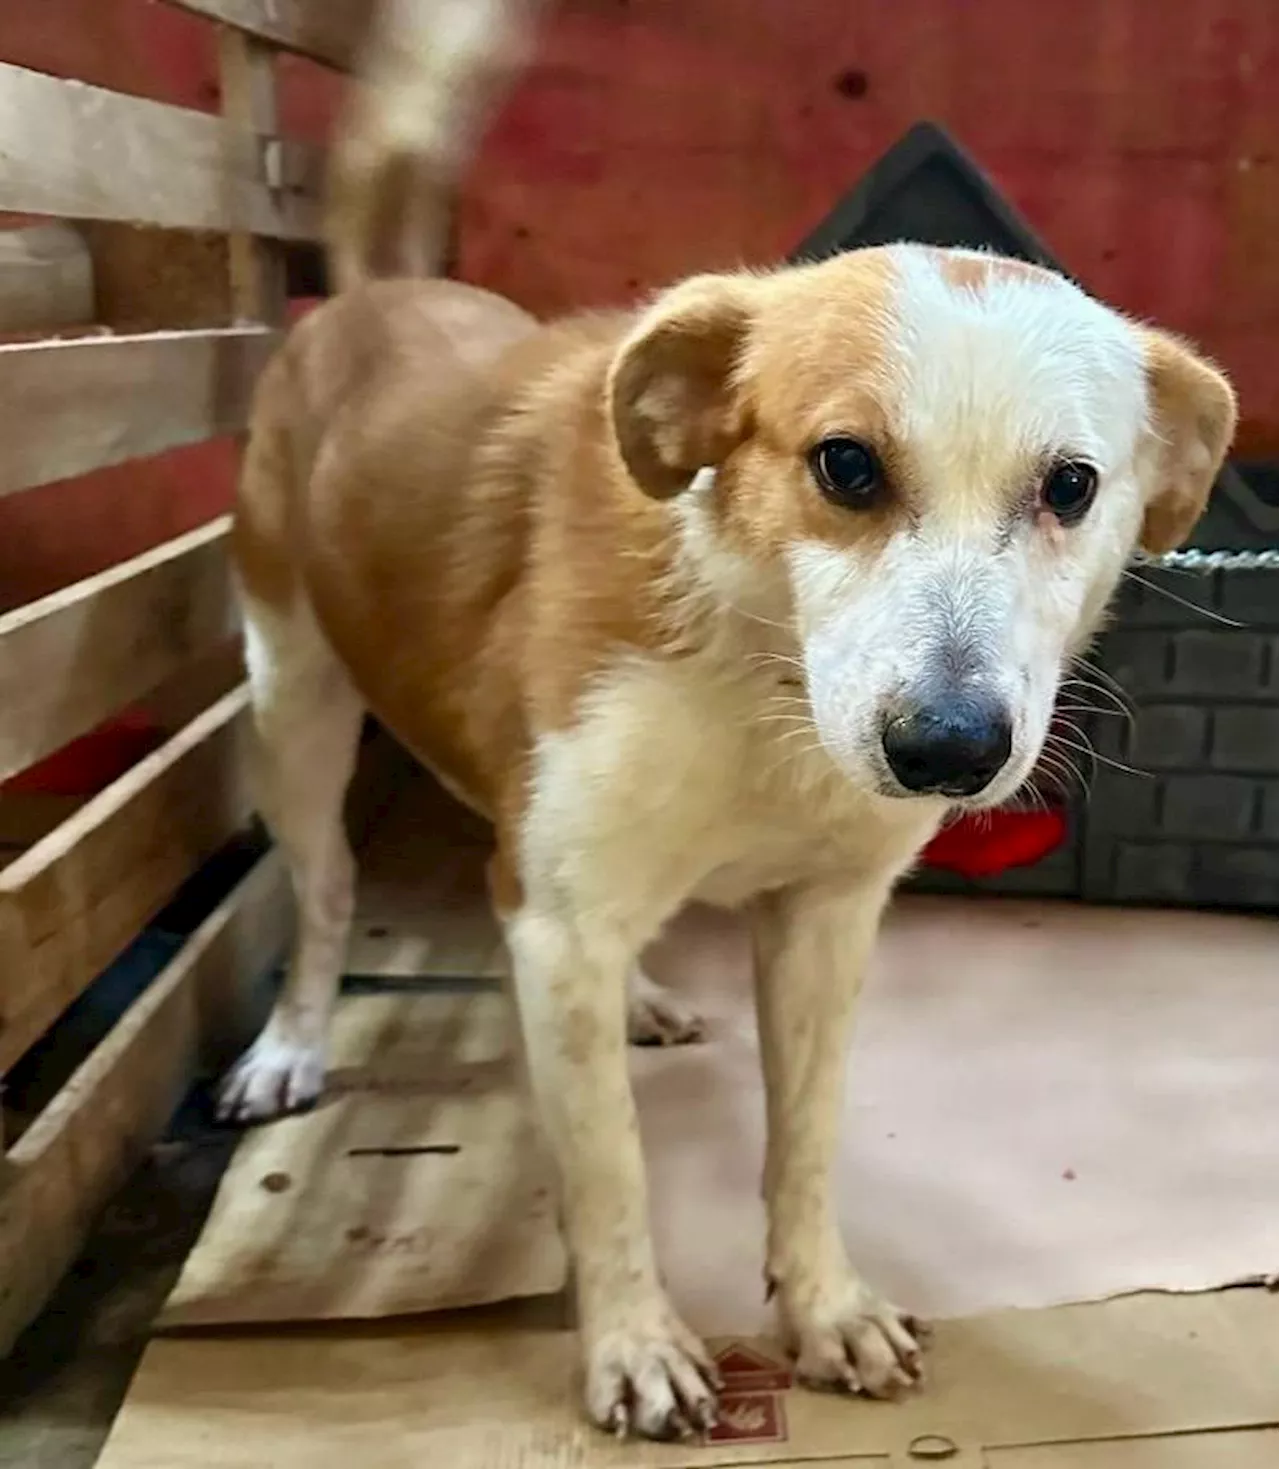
[1040,459,1099,525]
[808,436,882,507]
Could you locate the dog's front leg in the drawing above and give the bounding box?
[505,902,719,1439]
[752,876,925,1397]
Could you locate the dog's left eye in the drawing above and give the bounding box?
[808,436,882,507]
[1040,460,1099,524]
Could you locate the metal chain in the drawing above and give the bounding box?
[1136,547,1280,575]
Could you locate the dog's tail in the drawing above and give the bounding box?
[325,0,542,293]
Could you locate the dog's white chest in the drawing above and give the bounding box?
[523,658,939,921]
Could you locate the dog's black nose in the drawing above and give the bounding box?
[882,695,1013,797]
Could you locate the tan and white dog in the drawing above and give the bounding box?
[219,0,1237,1442]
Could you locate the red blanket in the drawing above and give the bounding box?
[921,807,1066,879]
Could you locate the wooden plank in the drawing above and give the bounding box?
[0,225,93,335]
[167,0,367,69]
[0,850,289,1355]
[0,686,256,1075]
[0,327,272,496]
[0,519,239,784]
[219,29,288,323]
[0,63,321,237]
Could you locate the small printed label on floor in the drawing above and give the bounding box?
[708,1343,792,1444]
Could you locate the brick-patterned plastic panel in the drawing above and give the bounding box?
[1078,568,1277,910]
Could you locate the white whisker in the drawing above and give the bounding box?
[1122,569,1243,629]
[1051,731,1152,780]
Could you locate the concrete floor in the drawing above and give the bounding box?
[0,1107,236,1469]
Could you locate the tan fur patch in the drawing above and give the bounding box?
[609,275,753,499]
[933,248,1046,293]
[1138,329,1238,553]
[712,253,903,561]
[236,283,690,838]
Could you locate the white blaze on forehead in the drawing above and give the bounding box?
[886,247,1148,497]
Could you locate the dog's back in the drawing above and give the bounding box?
[233,277,534,605]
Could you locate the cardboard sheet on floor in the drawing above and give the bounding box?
[98,1288,1277,1468]
[634,898,1278,1331]
[159,992,565,1327]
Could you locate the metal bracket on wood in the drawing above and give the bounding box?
[262,137,284,194]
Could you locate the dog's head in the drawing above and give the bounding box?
[607,245,1236,806]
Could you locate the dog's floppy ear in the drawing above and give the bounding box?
[1138,329,1237,554]
[608,275,753,499]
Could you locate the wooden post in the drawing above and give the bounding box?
[217,28,288,324]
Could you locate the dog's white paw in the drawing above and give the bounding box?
[584,1306,720,1440]
[626,968,704,1047]
[217,1027,326,1123]
[779,1271,926,1398]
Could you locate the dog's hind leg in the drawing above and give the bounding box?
[626,965,703,1047]
[217,594,365,1122]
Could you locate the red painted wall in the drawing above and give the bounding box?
[1,0,1274,604]
[465,0,1276,455]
